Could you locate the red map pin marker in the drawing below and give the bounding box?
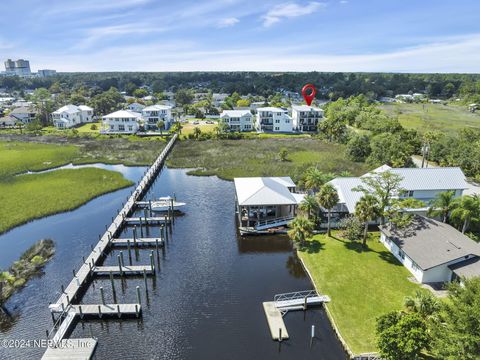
[302,84,316,106]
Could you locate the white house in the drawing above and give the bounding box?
[51,104,94,129]
[379,216,480,283]
[219,110,253,132]
[234,177,305,234]
[291,105,324,132]
[126,102,145,113]
[8,106,37,124]
[101,110,141,134]
[329,165,468,217]
[255,107,292,133]
[141,104,173,131]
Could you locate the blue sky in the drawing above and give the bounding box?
[1,0,480,72]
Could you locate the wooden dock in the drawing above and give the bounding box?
[111,237,164,246]
[93,265,154,275]
[44,134,178,359]
[41,338,97,360]
[263,302,289,341]
[72,303,141,317]
[124,216,169,225]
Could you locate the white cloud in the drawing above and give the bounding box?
[217,17,240,28]
[25,33,480,73]
[340,0,348,4]
[262,2,326,27]
[45,0,151,15]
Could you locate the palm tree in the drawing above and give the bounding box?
[193,126,202,140]
[427,191,455,223]
[156,120,165,134]
[317,184,339,237]
[355,195,381,247]
[303,167,332,193]
[299,195,319,221]
[288,216,314,247]
[450,195,480,233]
[404,290,440,320]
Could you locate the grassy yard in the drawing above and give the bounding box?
[181,121,217,136]
[380,103,480,134]
[298,232,421,354]
[0,168,133,234]
[167,138,368,180]
[76,121,102,133]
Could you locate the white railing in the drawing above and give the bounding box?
[255,216,294,229]
[274,289,318,304]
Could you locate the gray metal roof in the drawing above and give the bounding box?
[449,257,480,279]
[388,167,468,191]
[330,166,469,213]
[380,216,480,270]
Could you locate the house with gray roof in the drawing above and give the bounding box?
[234,177,305,234]
[379,216,480,283]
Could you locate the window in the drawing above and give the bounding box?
[118,125,125,131]
[412,262,420,271]
[407,190,414,197]
[275,127,280,131]
[110,125,114,130]
[275,119,280,123]
[398,249,405,260]
[128,125,133,131]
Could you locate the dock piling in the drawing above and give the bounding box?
[304,296,307,311]
[127,239,132,260]
[143,269,148,290]
[136,286,141,304]
[98,305,102,318]
[310,325,315,347]
[117,305,121,318]
[120,251,125,267]
[61,284,65,294]
[150,251,155,273]
[100,287,105,305]
[279,328,282,342]
[117,255,123,276]
[79,305,83,319]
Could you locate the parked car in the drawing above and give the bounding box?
[206,120,214,124]
[193,121,200,125]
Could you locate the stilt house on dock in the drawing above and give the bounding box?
[234,177,305,234]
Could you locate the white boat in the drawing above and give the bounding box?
[150,196,186,212]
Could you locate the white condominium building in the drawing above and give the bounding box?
[102,110,141,134]
[291,105,324,132]
[141,105,173,130]
[219,110,254,132]
[255,107,292,133]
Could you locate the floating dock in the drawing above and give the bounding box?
[92,265,154,275]
[263,302,289,340]
[43,134,178,359]
[263,290,330,341]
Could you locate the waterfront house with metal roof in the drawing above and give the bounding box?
[234,177,305,234]
[220,110,253,132]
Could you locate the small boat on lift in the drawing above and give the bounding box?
[150,196,186,212]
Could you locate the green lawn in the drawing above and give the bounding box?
[380,103,480,134]
[76,121,101,133]
[0,168,133,234]
[298,232,421,354]
[181,121,217,136]
[167,138,368,180]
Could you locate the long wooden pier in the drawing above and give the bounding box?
[44,134,178,359]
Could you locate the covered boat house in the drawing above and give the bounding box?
[234,177,305,234]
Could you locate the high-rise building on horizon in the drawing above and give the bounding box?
[4,58,32,76]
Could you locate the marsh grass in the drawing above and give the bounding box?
[167,138,368,180]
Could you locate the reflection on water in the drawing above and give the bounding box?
[0,167,346,360]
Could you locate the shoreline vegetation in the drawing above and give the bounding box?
[0,239,55,311]
[0,137,164,234]
[167,138,369,181]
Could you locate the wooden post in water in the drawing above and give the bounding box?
[143,269,148,290]
[100,287,105,305]
[155,238,159,254]
[304,296,308,311]
[127,239,132,260]
[117,305,121,318]
[61,284,65,294]
[139,218,144,238]
[98,305,102,319]
[310,325,315,347]
[279,328,282,342]
[117,255,123,276]
[109,271,115,294]
[120,251,125,267]
[136,286,141,304]
[79,305,83,319]
[170,198,175,224]
[149,200,152,217]
[150,251,155,273]
[133,226,137,247]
